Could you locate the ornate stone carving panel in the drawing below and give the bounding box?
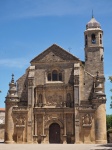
[46,92,63,106]
[15,115,26,126]
[82,114,92,127]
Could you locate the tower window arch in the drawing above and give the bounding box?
[85,35,88,46]
[91,34,96,44]
[100,33,102,44]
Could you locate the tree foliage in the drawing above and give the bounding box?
[109,76,112,108]
[106,77,112,130]
[106,115,112,130]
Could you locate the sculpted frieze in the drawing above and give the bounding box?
[46,93,63,106]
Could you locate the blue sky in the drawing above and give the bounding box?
[0,0,112,114]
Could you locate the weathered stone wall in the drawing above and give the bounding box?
[35,62,74,86]
[84,48,104,100]
[79,64,85,101]
[17,72,28,103]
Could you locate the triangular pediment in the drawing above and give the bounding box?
[30,44,80,64]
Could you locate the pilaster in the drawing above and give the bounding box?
[27,66,35,143]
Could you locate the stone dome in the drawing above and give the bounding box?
[86,17,101,29]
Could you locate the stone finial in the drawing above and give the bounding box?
[11,74,14,83]
[92,9,94,18]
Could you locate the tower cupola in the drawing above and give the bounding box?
[86,17,101,30]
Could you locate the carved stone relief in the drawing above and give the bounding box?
[82,114,92,127]
[15,115,26,126]
[44,114,63,128]
[46,93,63,106]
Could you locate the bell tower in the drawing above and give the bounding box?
[84,16,104,100]
[84,16,107,144]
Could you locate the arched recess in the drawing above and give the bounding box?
[91,33,96,44]
[45,119,63,143]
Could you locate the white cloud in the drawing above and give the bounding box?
[0,58,29,68]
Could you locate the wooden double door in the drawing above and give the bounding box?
[49,123,60,143]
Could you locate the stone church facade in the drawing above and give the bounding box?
[5,17,107,144]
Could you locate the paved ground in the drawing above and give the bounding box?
[0,143,112,150]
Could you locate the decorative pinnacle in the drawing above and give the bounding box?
[11,74,14,83]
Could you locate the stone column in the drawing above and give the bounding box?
[43,89,46,106]
[75,109,80,143]
[27,66,35,143]
[63,113,67,144]
[33,115,38,143]
[43,115,45,135]
[27,87,33,143]
[95,104,107,144]
[41,114,46,143]
[34,88,37,107]
[35,115,37,135]
[74,85,79,143]
[5,103,15,143]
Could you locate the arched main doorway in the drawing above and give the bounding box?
[49,123,60,143]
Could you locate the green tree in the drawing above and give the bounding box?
[109,76,112,108]
[106,115,112,130]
